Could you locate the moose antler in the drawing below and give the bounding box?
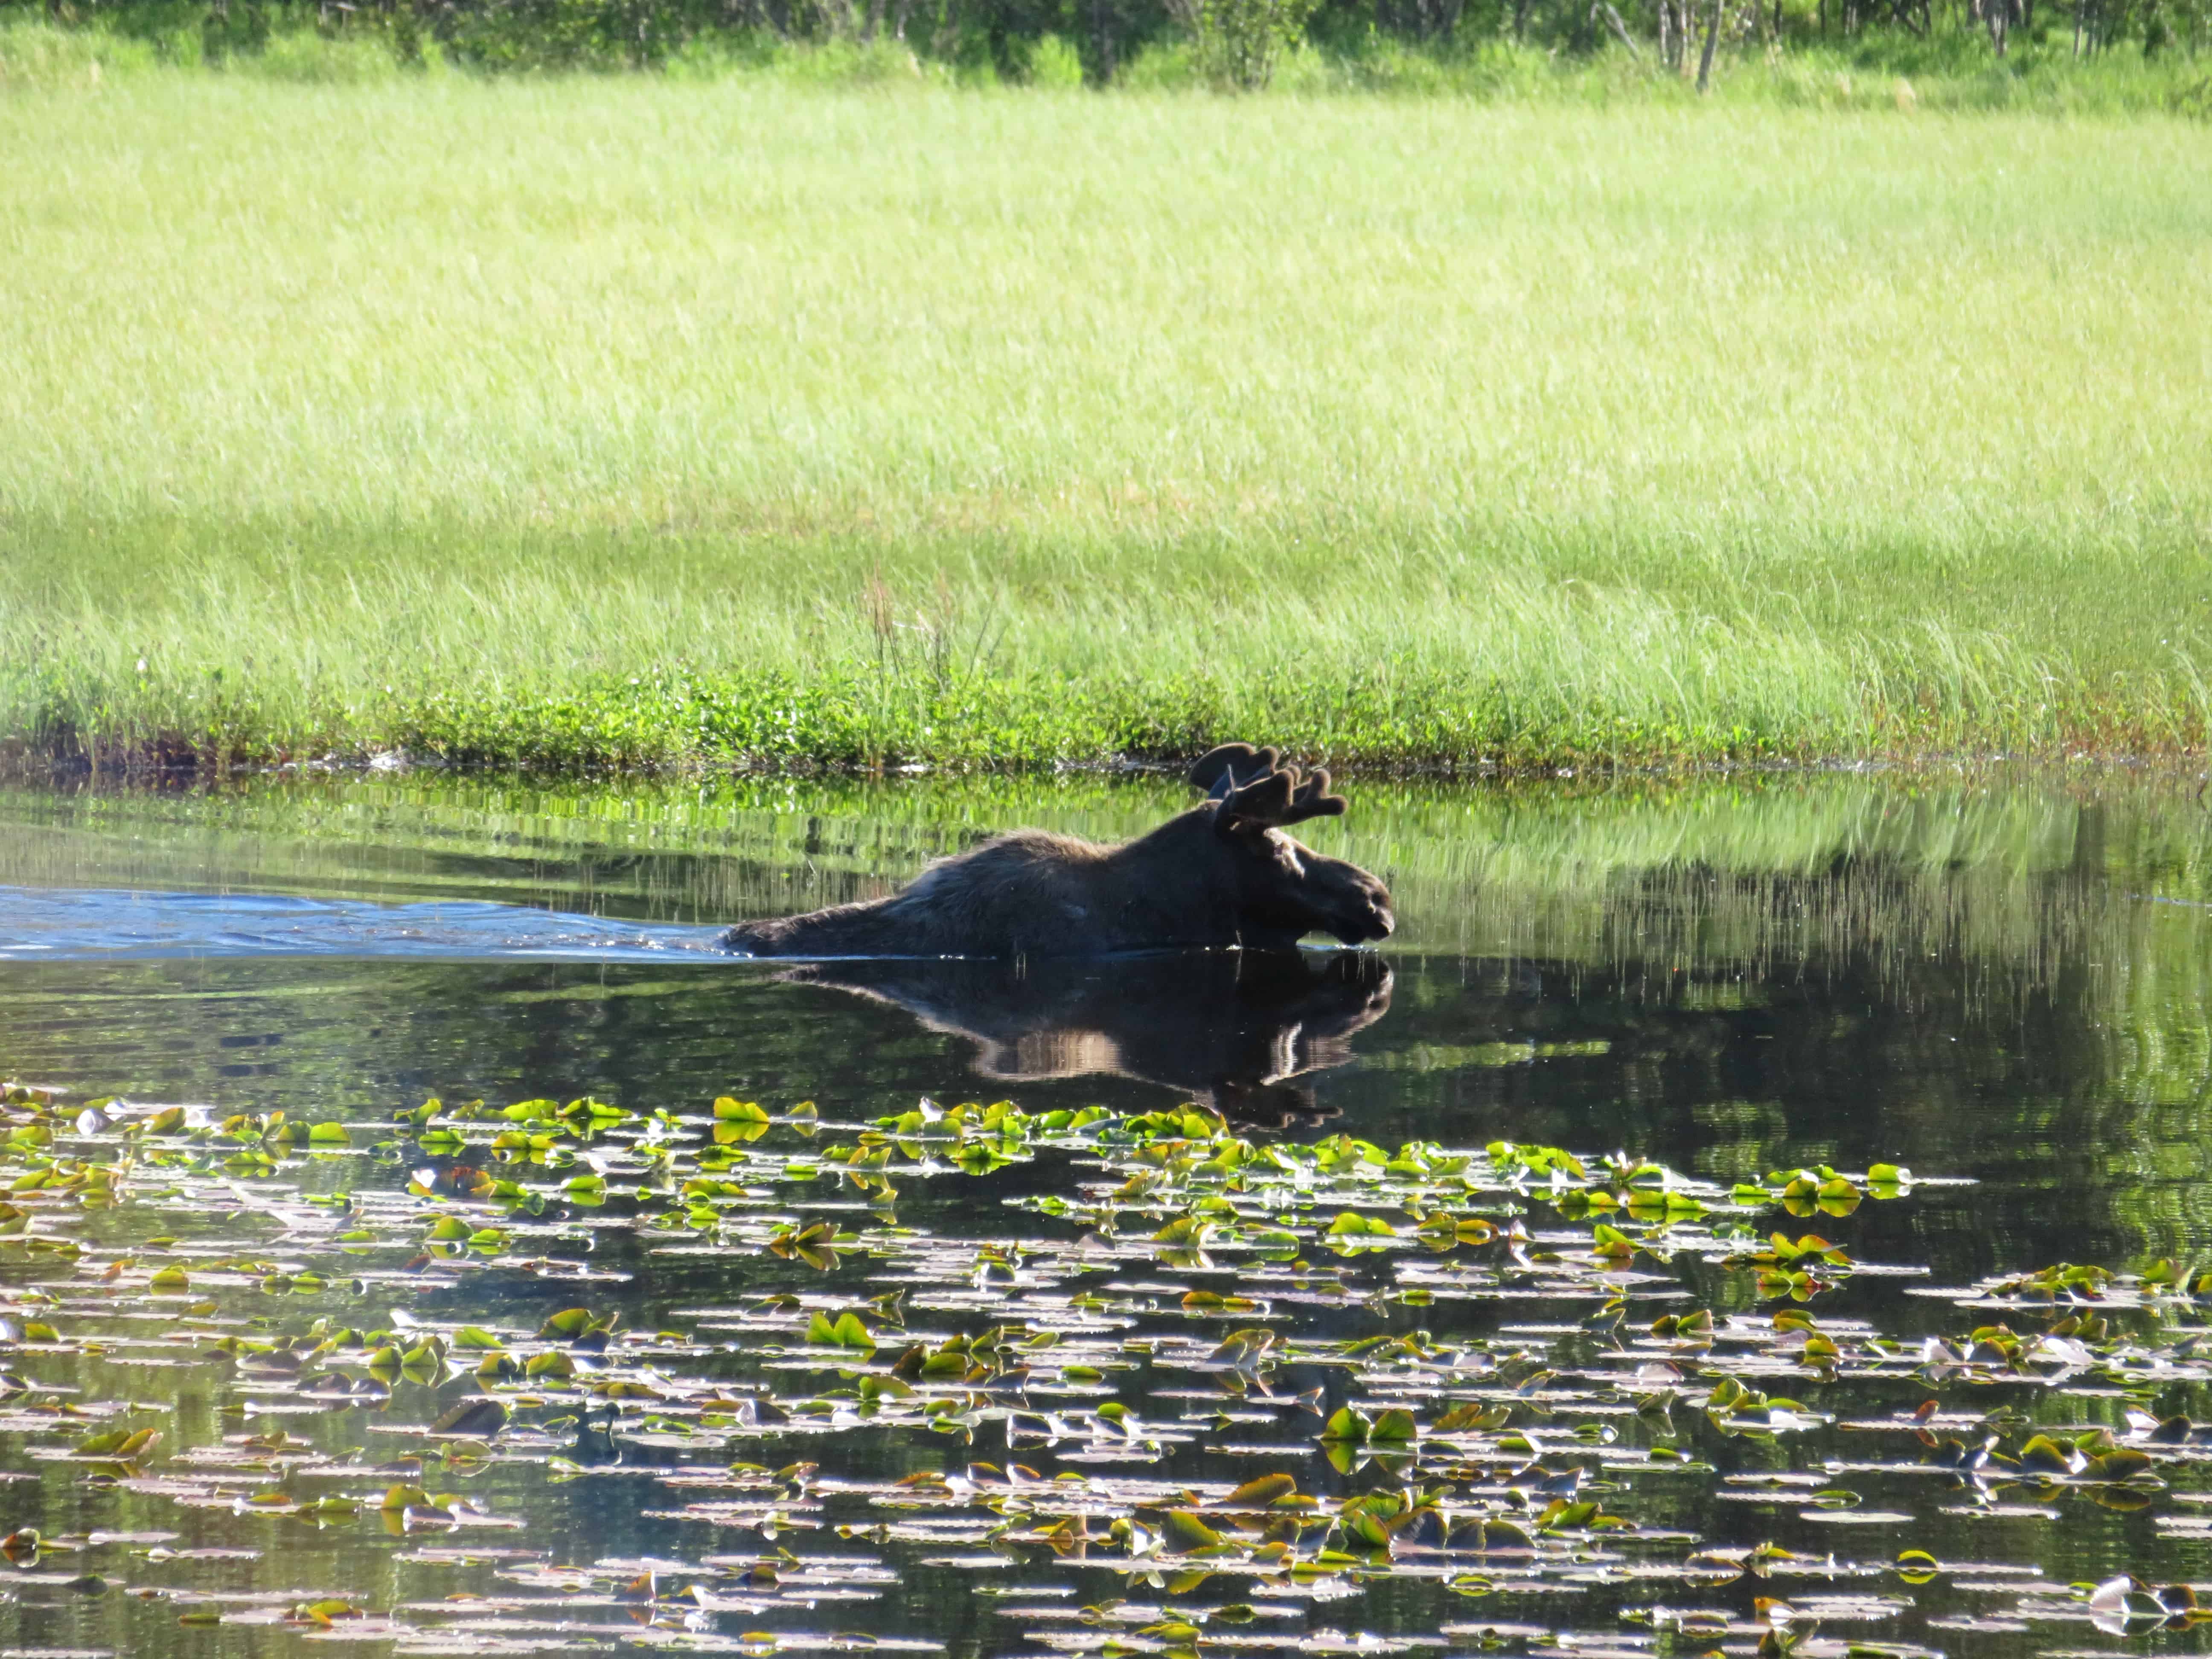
[1188,743,1347,833]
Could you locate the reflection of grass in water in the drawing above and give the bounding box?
[2,767,2208,971]
[1363,1039,1613,1070]
[4,81,2212,766]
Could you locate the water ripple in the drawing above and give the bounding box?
[0,885,730,962]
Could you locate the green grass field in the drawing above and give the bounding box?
[3,62,2210,769]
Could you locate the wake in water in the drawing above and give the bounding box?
[0,885,733,962]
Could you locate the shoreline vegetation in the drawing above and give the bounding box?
[14,503,2212,775]
[5,29,2210,775]
[7,0,2211,102]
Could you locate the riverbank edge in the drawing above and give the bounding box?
[11,623,2208,776]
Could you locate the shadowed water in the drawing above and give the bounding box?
[0,769,2211,1659]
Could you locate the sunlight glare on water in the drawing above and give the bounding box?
[0,885,728,962]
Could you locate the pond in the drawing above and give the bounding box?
[0,767,2210,1659]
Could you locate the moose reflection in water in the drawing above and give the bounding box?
[719,745,1394,958]
[781,949,1392,1127]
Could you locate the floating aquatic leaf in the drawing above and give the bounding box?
[429,1398,509,1438]
[1216,1473,1298,1508]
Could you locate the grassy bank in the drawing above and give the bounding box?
[3,72,2209,770]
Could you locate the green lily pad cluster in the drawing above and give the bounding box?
[0,1074,2208,1658]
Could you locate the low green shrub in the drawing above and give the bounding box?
[0,17,158,87]
[1025,31,1086,84]
[237,28,403,82]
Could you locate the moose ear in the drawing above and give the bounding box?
[1215,769,1295,838]
[1189,744,1277,796]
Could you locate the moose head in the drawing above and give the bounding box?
[1185,743,1395,949]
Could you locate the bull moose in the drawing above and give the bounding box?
[716,743,1394,958]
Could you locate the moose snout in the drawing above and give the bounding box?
[1334,887,1394,945]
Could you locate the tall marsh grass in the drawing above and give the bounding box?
[2,70,2209,767]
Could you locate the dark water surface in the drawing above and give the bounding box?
[1,769,2211,1659]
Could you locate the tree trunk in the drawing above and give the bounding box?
[1593,0,1642,49]
[1695,0,1720,87]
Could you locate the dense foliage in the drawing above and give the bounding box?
[12,0,2210,87]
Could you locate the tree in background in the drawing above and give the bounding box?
[25,0,2209,82]
[1167,0,1317,83]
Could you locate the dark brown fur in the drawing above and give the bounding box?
[717,745,1393,958]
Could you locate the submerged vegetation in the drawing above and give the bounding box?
[2,81,2210,771]
[4,1070,2212,1653]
